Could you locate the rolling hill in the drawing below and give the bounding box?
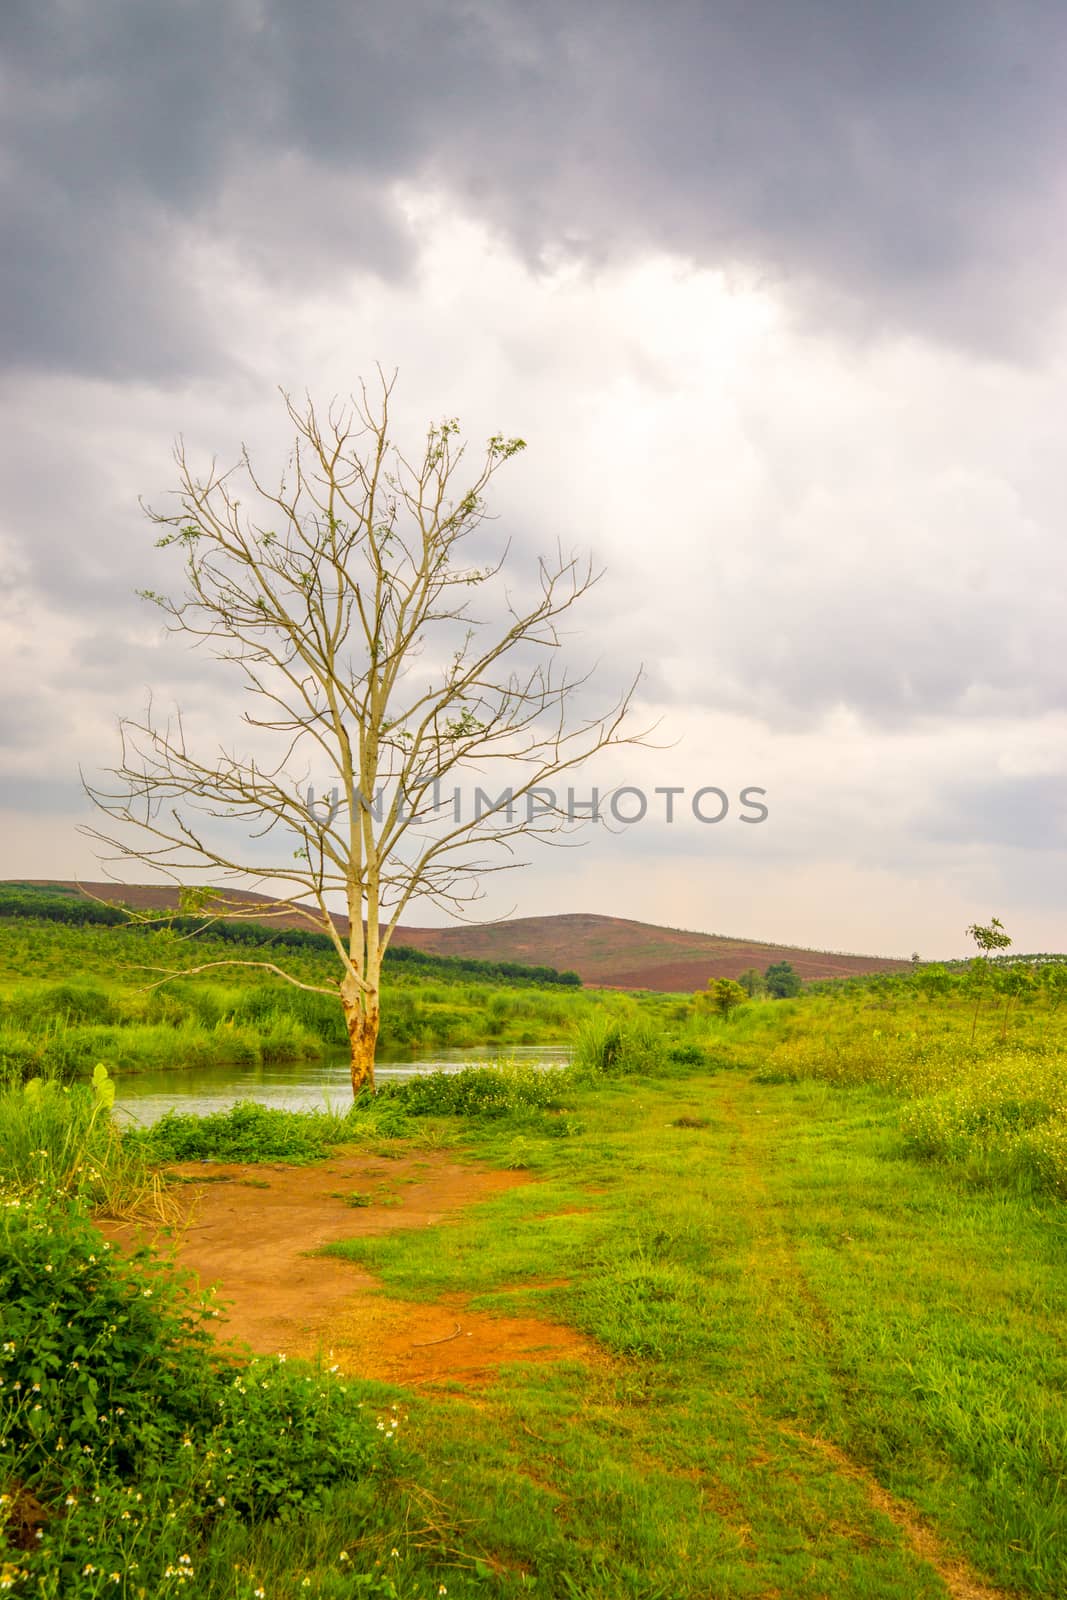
[6,881,913,991]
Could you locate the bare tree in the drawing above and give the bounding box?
[84,373,643,1093]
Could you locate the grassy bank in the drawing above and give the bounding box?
[0,916,682,1087]
[318,1069,1066,1598]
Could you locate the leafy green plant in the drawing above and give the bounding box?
[965,916,1013,1042]
[0,1070,172,1222]
[380,1062,569,1118]
[130,1100,355,1166]
[709,978,747,1020]
[0,1189,392,1598]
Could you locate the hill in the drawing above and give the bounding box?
[5,881,913,991]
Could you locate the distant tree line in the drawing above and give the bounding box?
[0,886,582,989]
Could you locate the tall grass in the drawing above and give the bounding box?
[0,1068,177,1221]
[708,992,1067,1199]
[571,1014,667,1078]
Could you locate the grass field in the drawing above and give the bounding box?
[3,916,1067,1597]
[308,1070,1066,1599]
[4,1054,1066,1597]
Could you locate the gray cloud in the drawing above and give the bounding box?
[920,773,1067,853]
[3,0,1066,382]
[0,773,89,816]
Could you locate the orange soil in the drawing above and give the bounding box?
[100,1148,598,1388]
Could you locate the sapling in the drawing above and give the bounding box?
[965,917,1012,1044]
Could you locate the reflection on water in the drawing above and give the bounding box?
[111,1044,573,1127]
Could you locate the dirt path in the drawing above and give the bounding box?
[102,1147,598,1388]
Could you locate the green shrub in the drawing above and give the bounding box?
[379,1062,569,1118]
[130,1100,356,1166]
[667,1043,707,1066]
[0,1190,390,1597]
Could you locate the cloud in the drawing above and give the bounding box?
[920,773,1067,853]
[3,3,1067,956]
[3,0,1067,386]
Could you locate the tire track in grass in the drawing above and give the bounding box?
[778,1427,1010,1600]
[718,1081,1013,1600]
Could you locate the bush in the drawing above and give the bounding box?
[764,961,802,999]
[130,1100,354,1166]
[667,1044,707,1067]
[379,1062,569,1119]
[899,1055,1067,1195]
[0,1190,390,1597]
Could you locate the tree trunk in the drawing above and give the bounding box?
[340,973,379,1096]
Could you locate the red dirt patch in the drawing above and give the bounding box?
[100,1149,599,1388]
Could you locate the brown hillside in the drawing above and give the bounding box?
[11,882,912,991]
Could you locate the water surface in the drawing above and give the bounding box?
[111,1043,573,1126]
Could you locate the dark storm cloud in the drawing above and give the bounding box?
[3,0,1066,380]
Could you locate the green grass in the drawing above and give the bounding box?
[4,1057,1065,1595]
[5,915,1067,1595]
[314,1070,1066,1598]
[698,990,1067,1196]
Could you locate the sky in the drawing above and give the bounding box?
[2,0,1066,960]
